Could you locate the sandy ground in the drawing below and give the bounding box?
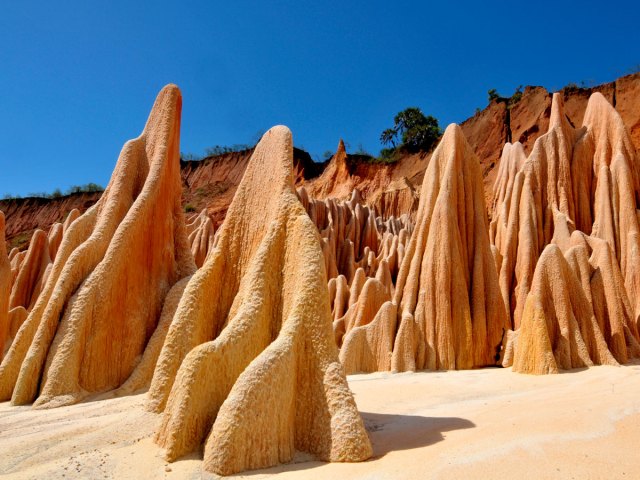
[1,364,639,479]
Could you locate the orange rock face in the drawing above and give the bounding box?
[8,229,50,312]
[0,85,195,407]
[0,88,374,477]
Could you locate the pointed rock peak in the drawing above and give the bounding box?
[333,138,348,169]
[510,242,619,374]
[549,92,566,129]
[148,123,371,474]
[428,123,476,172]
[585,91,611,112]
[389,120,507,372]
[142,84,182,139]
[582,91,637,172]
[511,141,525,153]
[500,141,527,164]
[442,122,465,142]
[243,125,293,187]
[0,84,193,408]
[431,123,466,156]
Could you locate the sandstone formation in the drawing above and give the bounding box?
[145,126,371,475]
[3,71,640,480]
[0,209,82,359]
[299,187,411,286]
[0,193,101,251]
[308,124,508,374]
[461,73,640,209]
[491,92,640,373]
[0,84,195,406]
[296,185,415,374]
[389,124,509,371]
[8,229,51,312]
[303,139,427,220]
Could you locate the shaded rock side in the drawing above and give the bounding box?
[0,84,195,407]
[185,209,217,268]
[146,126,371,475]
[0,213,11,358]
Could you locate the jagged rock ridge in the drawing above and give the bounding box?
[491,92,640,373]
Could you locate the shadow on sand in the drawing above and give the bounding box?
[362,411,475,457]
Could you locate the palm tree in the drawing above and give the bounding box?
[380,128,398,148]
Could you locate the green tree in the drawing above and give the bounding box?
[488,88,500,103]
[392,107,441,153]
[380,128,398,148]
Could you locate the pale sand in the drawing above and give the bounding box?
[1,364,639,479]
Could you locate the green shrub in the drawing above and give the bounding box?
[204,144,251,157]
[488,88,501,102]
[509,86,523,107]
[376,147,401,164]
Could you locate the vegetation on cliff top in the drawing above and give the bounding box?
[2,183,104,201]
[377,107,442,164]
[487,86,524,109]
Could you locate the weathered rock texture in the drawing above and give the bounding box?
[298,187,411,287]
[0,209,82,359]
[491,92,640,373]
[146,126,371,475]
[296,186,415,374]
[0,84,195,406]
[185,209,217,268]
[309,125,508,374]
[389,124,509,371]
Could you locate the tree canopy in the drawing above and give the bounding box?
[380,107,441,154]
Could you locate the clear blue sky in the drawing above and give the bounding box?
[1,0,639,196]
